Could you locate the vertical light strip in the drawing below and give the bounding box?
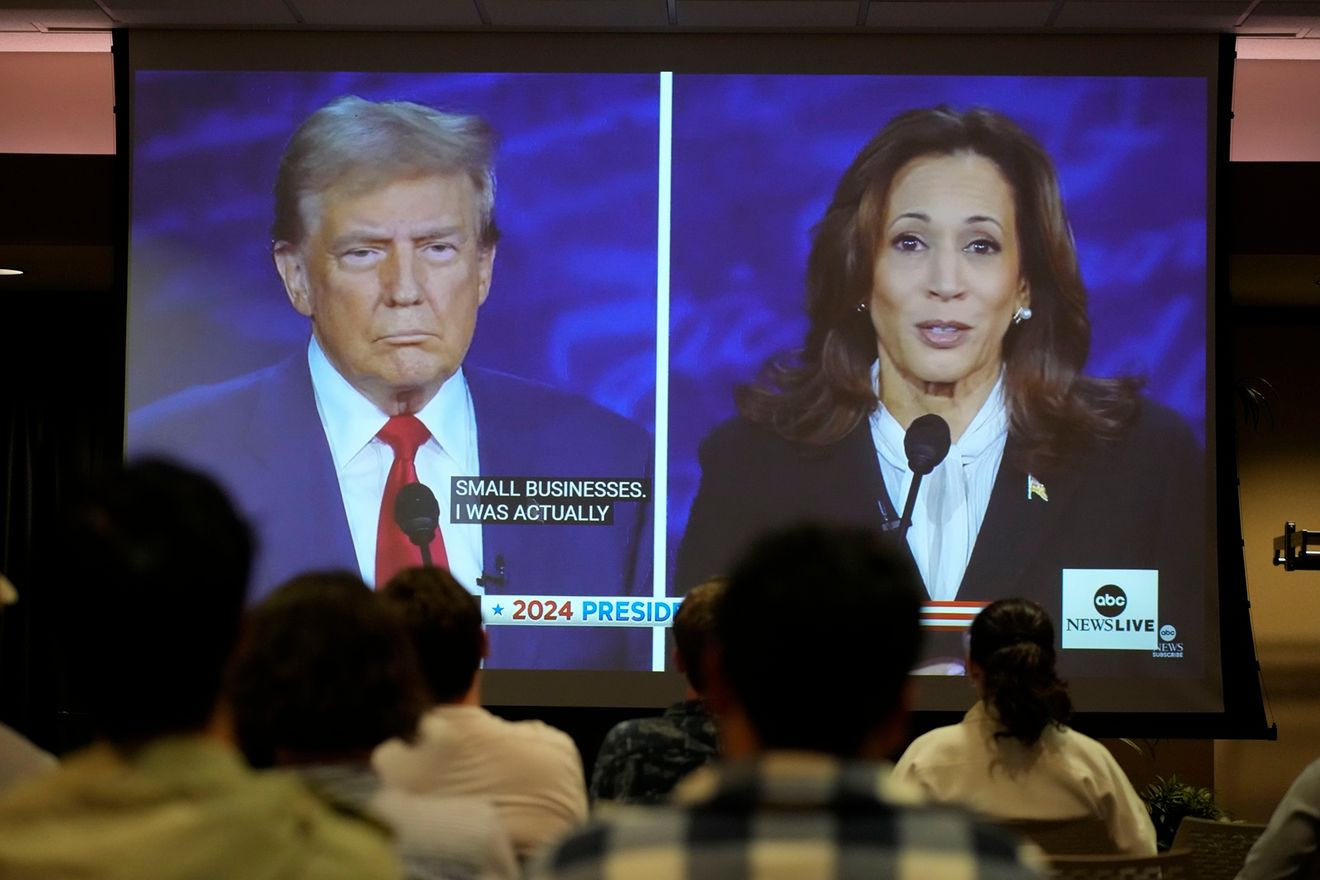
[652,71,674,673]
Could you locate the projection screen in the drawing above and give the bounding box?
[121,30,1235,725]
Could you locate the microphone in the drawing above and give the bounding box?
[896,413,952,539]
[905,413,952,477]
[393,481,440,568]
[476,554,506,589]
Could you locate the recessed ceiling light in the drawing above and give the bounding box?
[0,269,23,276]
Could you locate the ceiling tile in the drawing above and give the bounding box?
[677,1,859,28]
[1237,35,1320,58]
[483,0,670,28]
[1,0,1319,45]
[0,15,40,31]
[1053,1,1251,31]
[293,0,483,28]
[0,3,112,31]
[0,31,111,49]
[866,2,1053,29]
[100,0,296,26]
[1241,1,1320,36]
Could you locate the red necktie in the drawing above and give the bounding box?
[375,414,448,587]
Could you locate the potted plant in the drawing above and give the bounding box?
[1141,774,1225,851]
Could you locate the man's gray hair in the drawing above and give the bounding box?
[272,95,499,248]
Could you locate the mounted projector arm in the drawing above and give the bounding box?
[1274,522,1320,571]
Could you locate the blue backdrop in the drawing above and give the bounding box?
[126,71,1209,595]
[128,71,661,428]
[665,74,1208,578]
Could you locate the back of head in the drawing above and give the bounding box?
[717,525,923,756]
[379,566,484,704]
[968,598,1072,746]
[65,458,252,746]
[272,95,499,248]
[228,570,428,768]
[673,578,726,694]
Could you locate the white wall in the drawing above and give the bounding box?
[0,52,113,154]
[2,52,1319,160]
[1233,60,1320,161]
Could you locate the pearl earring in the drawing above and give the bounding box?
[1012,306,1033,325]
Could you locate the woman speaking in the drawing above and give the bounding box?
[674,106,1204,672]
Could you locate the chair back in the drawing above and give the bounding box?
[997,817,1117,855]
[1047,846,1193,880]
[1169,815,1267,880]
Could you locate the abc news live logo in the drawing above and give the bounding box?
[1061,569,1162,652]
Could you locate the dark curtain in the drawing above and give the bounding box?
[0,290,124,753]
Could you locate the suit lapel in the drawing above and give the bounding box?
[960,438,1084,599]
[249,355,358,589]
[844,421,899,527]
[466,367,514,474]
[465,368,525,590]
[833,422,920,570]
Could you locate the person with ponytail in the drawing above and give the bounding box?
[894,598,1156,855]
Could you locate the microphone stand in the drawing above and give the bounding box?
[889,412,951,540]
[897,472,927,540]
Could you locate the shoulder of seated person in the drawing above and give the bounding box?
[458,713,579,757]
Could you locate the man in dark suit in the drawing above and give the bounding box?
[129,96,652,671]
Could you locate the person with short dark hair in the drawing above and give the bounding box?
[229,570,518,880]
[894,597,1156,855]
[590,578,724,805]
[373,566,588,862]
[377,565,487,704]
[534,524,1047,879]
[0,459,401,880]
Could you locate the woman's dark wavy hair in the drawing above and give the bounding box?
[969,597,1072,746]
[738,106,1139,474]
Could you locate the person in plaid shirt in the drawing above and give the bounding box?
[534,524,1047,880]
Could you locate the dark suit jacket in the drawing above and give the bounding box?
[129,354,653,671]
[674,400,1207,680]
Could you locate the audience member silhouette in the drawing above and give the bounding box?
[894,597,1156,855]
[0,574,56,793]
[0,459,402,879]
[228,570,519,880]
[590,578,724,805]
[533,524,1047,879]
[373,565,588,862]
[1236,756,1320,880]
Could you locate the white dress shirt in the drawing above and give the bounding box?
[893,701,1157,856]
[373,705,589,862]
[870,370,1008,601]
[307,338,484,592]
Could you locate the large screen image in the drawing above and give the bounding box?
[124,44,1221,714]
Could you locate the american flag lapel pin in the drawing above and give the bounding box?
[1027,474,1049,502]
